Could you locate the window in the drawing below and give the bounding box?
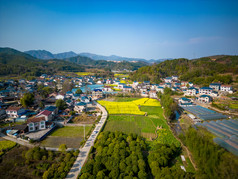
[30,127,34,131]
[41,121,44,124]
[29,123,33,126]
[41,125,44,129]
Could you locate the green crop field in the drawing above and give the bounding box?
[102,98,179,146]
[0,140,16,156]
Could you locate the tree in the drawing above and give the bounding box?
[56,99,67,110]
[20,93,34,108]
[59,144,67,153]
[75,88,82,94]
[62,80,74,94]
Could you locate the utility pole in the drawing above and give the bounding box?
[84,124,85,141]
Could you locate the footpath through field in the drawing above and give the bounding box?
[66,102,108,179]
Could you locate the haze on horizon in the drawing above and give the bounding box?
[0,0,238,60]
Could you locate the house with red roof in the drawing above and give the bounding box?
[27,117,46,132]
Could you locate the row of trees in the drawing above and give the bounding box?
[158,88,178,121]
[180,127,238,178]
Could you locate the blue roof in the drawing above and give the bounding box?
[76,102,86,106]
[81,96,89,100]
[210,83,221,86]
[66,91,73,94]
[123,86,132,89]
[180,97,191,101]
[188,87,197,90]
[200,87,213,90]
[200,95,212,98]
[45,106,57,111]
[94,89,102,92]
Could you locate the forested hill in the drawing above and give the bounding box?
[65,55,149,71]
[129,56,238,85]
[0,48,85,77]
[25,50,78,59]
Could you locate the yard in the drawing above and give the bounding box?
[41,126,92,148]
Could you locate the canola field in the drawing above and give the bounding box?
[98,100,145,115]
[132,98,161,106]
[75,72,92,76]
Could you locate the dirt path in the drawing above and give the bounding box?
[162,114,198,171]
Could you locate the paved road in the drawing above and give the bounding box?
[66,102,108,179]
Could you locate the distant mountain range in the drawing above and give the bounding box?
[24,50,78,60]
[25,50,172,63]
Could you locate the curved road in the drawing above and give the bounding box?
[66,102,108,179]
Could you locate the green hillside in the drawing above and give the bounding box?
[0,48,85,77]
[130,56,238,85]
[65,56,149,71]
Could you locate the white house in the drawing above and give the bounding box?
[164,77,172,83]
[132,81,139,89]
[199,87,213,95]
[220,85,233,93]
[74,102,86,113]
[103,86,113,92]
[27,117,46,132]
[179,97,191,104]
[122,86,133,93]
[149,90,157,98]
[185,87,198,96]
[6,107,25,118]
[172,76,179,81]
[56,94,65,100]
[196,95,212,103]
[106,79,113,84]
[156,86,164,93]
[209,83,221,91]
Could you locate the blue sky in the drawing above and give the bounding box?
[0,0,238,59]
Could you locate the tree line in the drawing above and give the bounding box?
[179,127,238,179]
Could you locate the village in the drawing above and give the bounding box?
[0,73,236,143]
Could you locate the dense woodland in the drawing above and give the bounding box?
[130,56,238,85]
[79,131,190,179]
[180,127,238,179]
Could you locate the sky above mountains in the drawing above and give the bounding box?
[0,0,238,59]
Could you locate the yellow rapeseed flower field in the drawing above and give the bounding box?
[98,98,161,115]
[98,100,145,115]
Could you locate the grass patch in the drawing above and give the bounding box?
[41,126,92,148]
[185,156,195,173]
[0,140,16,156]
[50,126,92,137]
